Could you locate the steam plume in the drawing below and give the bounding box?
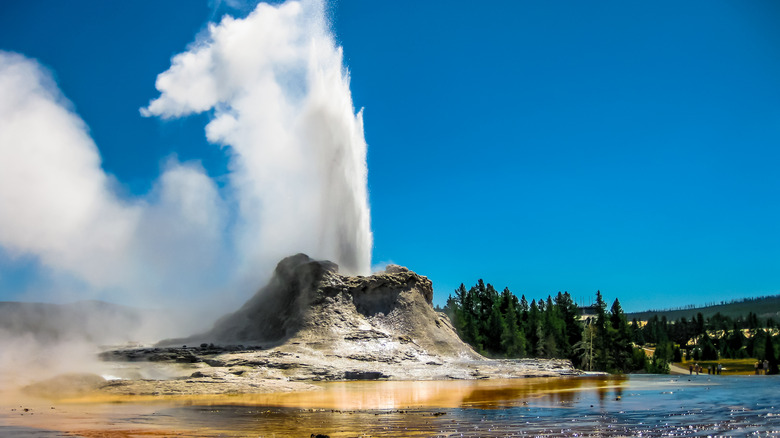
[144,0,372,279]
[0,51,230,324]
[0,0,372,326]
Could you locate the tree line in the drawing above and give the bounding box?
[440,281,668,374]
[631,312,779,373]
[637,294,780,314]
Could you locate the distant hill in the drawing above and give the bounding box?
[627,295,780,322]
[0,300,144,344]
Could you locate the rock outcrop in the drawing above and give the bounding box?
[177,253,480,361]
[98,254,579,395]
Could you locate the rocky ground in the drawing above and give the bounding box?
[28,254,580,398]
[95,345,577,397]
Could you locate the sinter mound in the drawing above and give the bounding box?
[98,254,577,395]
[182,253,480,360]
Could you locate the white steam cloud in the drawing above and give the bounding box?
[0,0,372,329]
[143,0,372,279]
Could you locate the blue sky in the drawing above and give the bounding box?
[0,0,778,312]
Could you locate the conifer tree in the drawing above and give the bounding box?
[535,323,547,357]
[608,298,633,372]
[461,283,483,351]
[555,291,581,361]
[592,290,608,370]
[500,294,527,357]
[485,302,506,354]
[527,299,540,354]
[519,294,529,332]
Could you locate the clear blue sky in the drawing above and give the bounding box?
[0,0,778,312]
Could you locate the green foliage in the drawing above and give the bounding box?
[646,355,671,374]
[573,325,596,370]
[654,340,674,362]
[630,310,779,363]
[446,281,582,364]
[673,345,683,362]
[607,299,634,373]
[485,302,506,355]
[447,285,654,374]
[631,347,648,371]
[499,289,527,357]
[699,333,718,360]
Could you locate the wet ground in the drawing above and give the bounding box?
[2,374,779,437]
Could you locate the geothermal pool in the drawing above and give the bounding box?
[2,375,779,437]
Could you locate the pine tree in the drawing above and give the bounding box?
[595,290,607,327]
[631,318,644,345]
[519,295,529,335]
[535,323,547,357]
[695,312,705,337]
[485,302,506,355]
[461,284,483,352]
[443,294,459,326]
[527,299,541,355]
[498,287,512,315]
[592,291,608,370]
[693,331,717,361]
[543,295,562,358]
[474,280,488,323]
[500,295,527,357]
[555,291,581,361]
[451,284,467,332]
[608,298,633,372]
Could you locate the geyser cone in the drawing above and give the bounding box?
[104,256,578,387]
[174,254,481,360]
[204,253,338,344]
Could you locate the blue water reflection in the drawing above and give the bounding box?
[165,375,780,437]
[3,374,779,437]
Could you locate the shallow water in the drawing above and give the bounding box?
[2,375,780,437]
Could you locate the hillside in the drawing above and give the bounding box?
[627,295,780,322]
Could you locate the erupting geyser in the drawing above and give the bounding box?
[143,0,373,276]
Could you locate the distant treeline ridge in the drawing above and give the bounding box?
[630,294,780,315]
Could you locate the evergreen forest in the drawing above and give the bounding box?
[633,312,779,374]
[440,280,780,374]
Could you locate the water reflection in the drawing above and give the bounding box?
[460,375,626,408]
[3,375,780,437]
[157,376,631,411]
